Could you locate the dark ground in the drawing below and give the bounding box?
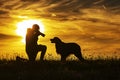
[0,59,120,80]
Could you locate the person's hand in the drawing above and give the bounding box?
[42,34,45,37]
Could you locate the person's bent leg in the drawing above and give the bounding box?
[26,48,37,62]
[27,52,37,62]
[40,45,47,61]
[38,45,47,61]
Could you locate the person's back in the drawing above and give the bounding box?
[26,28,34,46]
[26,28,36,61]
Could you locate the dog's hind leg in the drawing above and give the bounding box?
[75,52,84,62]
[27,52,37,62]
[61,55,67,61]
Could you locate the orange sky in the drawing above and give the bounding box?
[0,0,120,60]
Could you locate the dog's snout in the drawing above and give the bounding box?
[50,39,54,43]
[50,39,53,41]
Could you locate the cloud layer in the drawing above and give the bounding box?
[0,0,120,52]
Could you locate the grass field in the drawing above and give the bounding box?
[0,59,120,80]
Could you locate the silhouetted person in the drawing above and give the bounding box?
[26,24,47,61]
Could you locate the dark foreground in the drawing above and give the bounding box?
[0,60,120,80]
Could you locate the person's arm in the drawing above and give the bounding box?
[40,32,45,37]
[36,30,45,37]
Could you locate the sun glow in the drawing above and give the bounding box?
[16,19,45,43]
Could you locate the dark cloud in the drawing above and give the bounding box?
[0,33,21,40]
[21,0,39,2]
[0,10,9,14]
[97,0,120,7]
[42,0,120,13]
[82,35,119,44]
[81,18,120,26]
[0,0,119,20]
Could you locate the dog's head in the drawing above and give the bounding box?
[50,37,61,43]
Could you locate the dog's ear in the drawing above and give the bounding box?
[54,37,57,39]
[54,37,59,40]
[54,37,62,42]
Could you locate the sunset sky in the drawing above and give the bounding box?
[0,0,120,60]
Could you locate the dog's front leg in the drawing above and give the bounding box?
[61,55,67,61]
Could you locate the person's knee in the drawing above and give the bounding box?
[43,45,47,51]
[38,45,47,52]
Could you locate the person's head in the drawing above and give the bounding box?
[32,24,40,31]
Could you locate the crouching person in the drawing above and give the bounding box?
[26,24,47,61]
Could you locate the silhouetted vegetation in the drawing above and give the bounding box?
[0,59,120,80]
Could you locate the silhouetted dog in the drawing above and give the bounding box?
[50,37,84,61]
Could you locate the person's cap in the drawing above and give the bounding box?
[32,24,40,30]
